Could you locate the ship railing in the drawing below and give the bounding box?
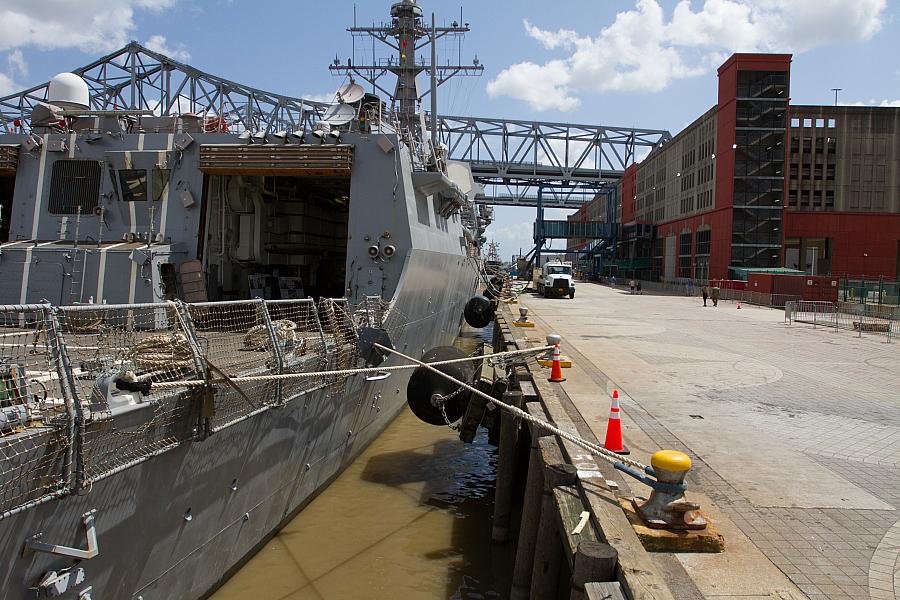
[0,297,370,519]
[0,304,75,518]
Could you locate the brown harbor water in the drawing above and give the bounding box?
[211,328,511,600]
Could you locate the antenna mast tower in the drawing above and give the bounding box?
[330,0,483,142]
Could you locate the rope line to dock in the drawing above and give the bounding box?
[372,343,650,471]
[148,345,555,389]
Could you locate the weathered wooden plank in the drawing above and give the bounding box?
[531,438,576,599]
[586,581,627,600]
[552,485,600,560]
[509,402,549,600]
[492,389,523,542]
[458,379,491,443]
[519,377,539,402]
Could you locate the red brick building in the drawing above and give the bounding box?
[594,53,900,281]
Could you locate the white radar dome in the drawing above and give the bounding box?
[48,73,90,109]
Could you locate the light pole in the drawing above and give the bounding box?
[831,88,842,106]
[862,252,869,303]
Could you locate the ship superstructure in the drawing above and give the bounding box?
[0,2,487,598]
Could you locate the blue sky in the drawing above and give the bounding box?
[1,0,897,258]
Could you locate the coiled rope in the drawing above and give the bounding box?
[129,333,195,370]
[243,319,301,351]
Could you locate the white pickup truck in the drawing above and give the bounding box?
[536,261,575,299]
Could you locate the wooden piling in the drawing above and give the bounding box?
[509,403,549,600]
[530,439,577,598]
[570,541,618,600]
[491,388,523,542]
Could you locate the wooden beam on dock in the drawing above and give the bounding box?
[492,388,523,542]
[496,308,678,600]
[530,438,577,599]
[552,485,600,558]
[571,541,618,600]
[585,581,627,600]
[509,402,551,600]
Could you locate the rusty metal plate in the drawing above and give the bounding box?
[0,145,19,175]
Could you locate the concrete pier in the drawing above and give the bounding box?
[509,280,900,600]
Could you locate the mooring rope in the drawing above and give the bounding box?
[372,342,650,471]
[149,344,555,389]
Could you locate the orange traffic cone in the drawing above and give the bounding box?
[603,390,630,455]
[737,301,742,309]
[548,343,566,383]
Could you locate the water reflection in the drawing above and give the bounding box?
[212,324,510,600]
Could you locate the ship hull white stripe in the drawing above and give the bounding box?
[128,258,138,304]
[18,247,32,305]
[158,134,174,238]
[29,134,49,240]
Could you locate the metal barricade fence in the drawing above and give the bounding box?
[0,296,371,517]
[786,300,896,341]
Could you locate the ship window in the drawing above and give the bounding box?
[47,159,102,215]
[119,169,148,202]
[151,168,171,201]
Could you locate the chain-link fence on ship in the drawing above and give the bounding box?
[0,296,382,518]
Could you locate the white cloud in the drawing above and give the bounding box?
[0,50,27,95]
[7,49,26,78]
[487,60,579,112]
[0,72,17,96]
[302,92,339,103]
[841,99,900,107]
[489,0,887,111]
[0,1,179,53]
[143,35,190,61]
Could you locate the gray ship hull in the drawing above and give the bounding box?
[0,248,475,599]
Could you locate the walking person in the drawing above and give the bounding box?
[711,286,720,307]
[687,278,694,296]
[701,284,709,307]
[610,275,617,288]
[636,280,642,294]
[629,279,636,294]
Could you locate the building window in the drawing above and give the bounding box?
[815,118,825,128]
[803,118,812,128]
[48,159,102,215]
[790,118,800,128]
[827,118,837,128]
[695,229,711,255]
[679,232,692,278]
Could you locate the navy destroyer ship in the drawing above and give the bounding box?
[0,1,493,597]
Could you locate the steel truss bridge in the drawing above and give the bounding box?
[0,42,671,209]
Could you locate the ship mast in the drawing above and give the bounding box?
[330,0,483,144]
